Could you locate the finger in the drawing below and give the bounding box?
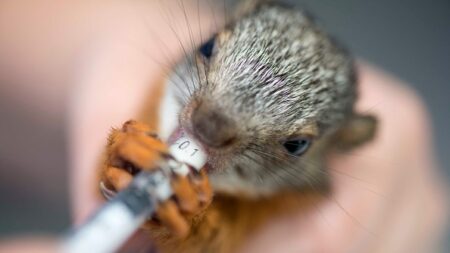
[105,166,133,191]
[156,200,189,238]
[172,175,200,213]
[0,237,58,253]
[122,120,155,134]
[131,133,168,154]
[191,170,213,206]
[116,137,163,170]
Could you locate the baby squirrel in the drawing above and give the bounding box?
[99,1,377,252]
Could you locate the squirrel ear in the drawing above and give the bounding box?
[332,114,377,150]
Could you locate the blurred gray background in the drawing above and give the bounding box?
[301,0,450,181]
[0,0,448,243]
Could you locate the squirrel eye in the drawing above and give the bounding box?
[282,137,312,156]
[199,36,216,59]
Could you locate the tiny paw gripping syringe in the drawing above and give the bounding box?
[61,135,207,253]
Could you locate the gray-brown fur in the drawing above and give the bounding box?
[167,1,375,197]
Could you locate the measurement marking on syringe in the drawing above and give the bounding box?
[175,140,200,157]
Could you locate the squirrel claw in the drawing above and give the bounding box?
[192,170,213,206]
[156,200,190,238]
[172,175,201,213]
[105,166,133,191]
[101,120,212,238]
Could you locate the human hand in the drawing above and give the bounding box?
[68,0,220,226]
[0,237,58,253]
[2,0,444,252]
[67,2,448,253]
[236,63,448,253]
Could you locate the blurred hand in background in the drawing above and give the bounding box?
[0,1,448,252]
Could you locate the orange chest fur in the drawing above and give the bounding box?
[153,192,322,253]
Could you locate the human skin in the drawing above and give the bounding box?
[70,55,449,252]
[0,0,447,252]
[0,238,57,253]
[67,3,448,252]
[3,62,447,252]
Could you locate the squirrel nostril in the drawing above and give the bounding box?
[191,104,237,149]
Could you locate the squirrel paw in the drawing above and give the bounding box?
[100,120,212,238]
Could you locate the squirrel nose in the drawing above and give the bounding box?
[191,103,237,149]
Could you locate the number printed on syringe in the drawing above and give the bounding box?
[176,140,199,157]
[170,137,206,171]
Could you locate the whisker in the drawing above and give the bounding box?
[157,0,195,97]
[126,2,197,104]
[335,150,404,169]
[177,0,203,97]
[247,143,379,237]
[241,151,284,186]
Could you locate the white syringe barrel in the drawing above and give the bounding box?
[62,177,156,253]
[61,134,206,253]
[169,136,207,174]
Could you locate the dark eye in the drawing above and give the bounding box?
[199,36,216,58]
[282,137,312,156]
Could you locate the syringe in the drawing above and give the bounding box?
[61,135,207,253]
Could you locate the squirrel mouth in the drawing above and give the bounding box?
[167,125,184,145]
[167,125,214,173]
[167,119,237,175]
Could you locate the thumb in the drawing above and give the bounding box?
[0,237,59,253]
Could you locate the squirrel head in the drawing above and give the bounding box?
[168,2,376,197]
